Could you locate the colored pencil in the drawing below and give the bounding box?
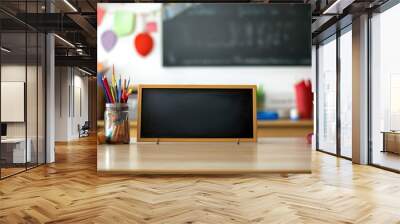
[99,65,134,104]
[103,76,114,103]
[101,77,111,103]
[112,65,116,85]
[98,73,109,103]
[123,79,126,102]
[116,78,119,103]
[114,79,117,102]
[112,65,116,102]
[118,78,122,103]
[103,77,113,103]
[109,83,115,103]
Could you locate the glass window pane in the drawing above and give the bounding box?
[27,31,38,169]
[0,0,46,179]
[1,31,27,177]
[317,36,337,154]
[371,4,400,171]
[38,32,45,165]
[340,29,352,158]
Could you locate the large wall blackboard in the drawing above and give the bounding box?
[138,86,255,140]
[163,4,311,66]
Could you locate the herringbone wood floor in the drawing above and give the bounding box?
[1,136,400,224]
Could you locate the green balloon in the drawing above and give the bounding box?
[114,11,136,37]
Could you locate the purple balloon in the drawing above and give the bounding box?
[101,30,117,52]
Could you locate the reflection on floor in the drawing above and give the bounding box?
[0,167,25,178]
[0,162,43,179]
[1,136,400,223]
[373,150,400,171]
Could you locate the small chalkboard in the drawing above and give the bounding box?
[163,3,311,66]
[137,85,257,142]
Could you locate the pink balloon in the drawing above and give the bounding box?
[101,30,117,52]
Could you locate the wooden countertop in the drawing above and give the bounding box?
[97,138,311,174]
[97,119,313,128]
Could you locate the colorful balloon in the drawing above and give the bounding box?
[102,30,117,52]
[134,32,153,57]
[145,22,157,33]
[97,7,105,26]
[114,11,136,37]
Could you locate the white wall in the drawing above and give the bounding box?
[1,65,33,137]
[55,67,68,141]
[1,66,26,139]
[98,3,311,110]
[72,73,89,138]
[1,64,46,163]
[54,67,89,141]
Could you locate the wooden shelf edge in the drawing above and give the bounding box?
[97,119,313,128]
[257,119,313,127]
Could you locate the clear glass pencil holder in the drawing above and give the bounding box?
[104,103,130,144]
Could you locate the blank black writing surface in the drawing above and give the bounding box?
[163,3,311,66]
[139,88,254,139]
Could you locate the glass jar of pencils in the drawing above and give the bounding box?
[104,103,130,144]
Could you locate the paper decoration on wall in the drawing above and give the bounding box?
[97,63,103,72]
[145,22,157,33]
[98,63,110,73]
[102,30,117,52]
[114,11,136,37]
[134,32,153,57]
[97,7,105,26]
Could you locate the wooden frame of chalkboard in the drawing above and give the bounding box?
[137,85,257,142]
